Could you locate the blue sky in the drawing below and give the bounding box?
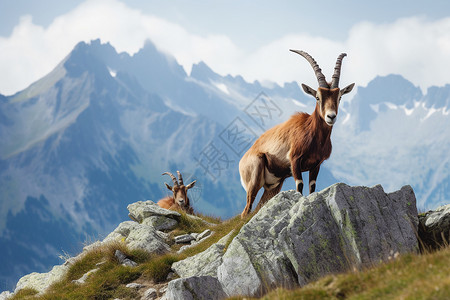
[1,0,450,95]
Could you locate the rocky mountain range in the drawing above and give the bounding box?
[0,39,449,291]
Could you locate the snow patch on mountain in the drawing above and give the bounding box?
[108,67,117,78]
[213,82,230,95]
[331,95,450,210]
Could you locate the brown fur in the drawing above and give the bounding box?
[157,196,194,214]
[239,86,354,218]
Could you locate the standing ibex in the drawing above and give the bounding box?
[157,171,196,214]
[239,50,355,218]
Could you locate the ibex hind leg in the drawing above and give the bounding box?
[255,181,284,211]
[240,155,265,218]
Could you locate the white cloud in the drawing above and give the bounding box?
[346,17,450,92]
[1,0,450,96]
[0,0,243,95]
[237,16,450,93]
[238,34,347,89]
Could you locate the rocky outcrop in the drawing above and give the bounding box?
[164,276,227,300]
[419,204,450,250]
[127,201,181,231]
[14,263,71,295]
[103,201,182,255]
[0,291,12,300]
[5,183,426,300]
[104,221,171,254]
[217,183,418,297]
[9,200,186,296]
[164,183,419,299]
[172,230,235,278]
[128,201,181,222]
[174,229,214,253]
[11,241,107,295]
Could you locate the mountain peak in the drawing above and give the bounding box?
[64,40,114,79]
[190,61,220,82]
[423,84,450,109]
[71,39,118,61]
[359,74,423,106]
[131,40,187,79]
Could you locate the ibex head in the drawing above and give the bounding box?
[290,50,355,126]
[162,171,196,209]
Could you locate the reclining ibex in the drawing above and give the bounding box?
[157,171,196,214]
[239,50,355,218]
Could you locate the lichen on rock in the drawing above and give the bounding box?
[217,183,419,298]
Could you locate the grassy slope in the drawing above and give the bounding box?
[10,210,450,300]
[230,245,450,300]
[10,211,249,300]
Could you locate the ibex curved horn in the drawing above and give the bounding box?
[331,53,347,89]
[290,49,329,88]
[162,172,178,186]
[177,170,184,185]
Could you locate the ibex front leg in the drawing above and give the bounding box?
[309,164,320,194]
[291,156,304,195]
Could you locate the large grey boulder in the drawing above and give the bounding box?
[172,230,235,278]
[419,204,450,250]
[128,201,180,231]
[127,201,180,223]
[104,221,170,254]
[217,183,418,298]
[142,216,178,231]
[164,276,227,300]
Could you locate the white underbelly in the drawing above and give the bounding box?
[264,168,281,186]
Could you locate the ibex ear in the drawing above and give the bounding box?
[186,180,196,190]
[340,83,355,96]
[301,84,317,99]
[164,183,173,191]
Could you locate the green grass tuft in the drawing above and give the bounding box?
[140,254,179,283]
[9,288,38,299]
[170,210,211,236]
